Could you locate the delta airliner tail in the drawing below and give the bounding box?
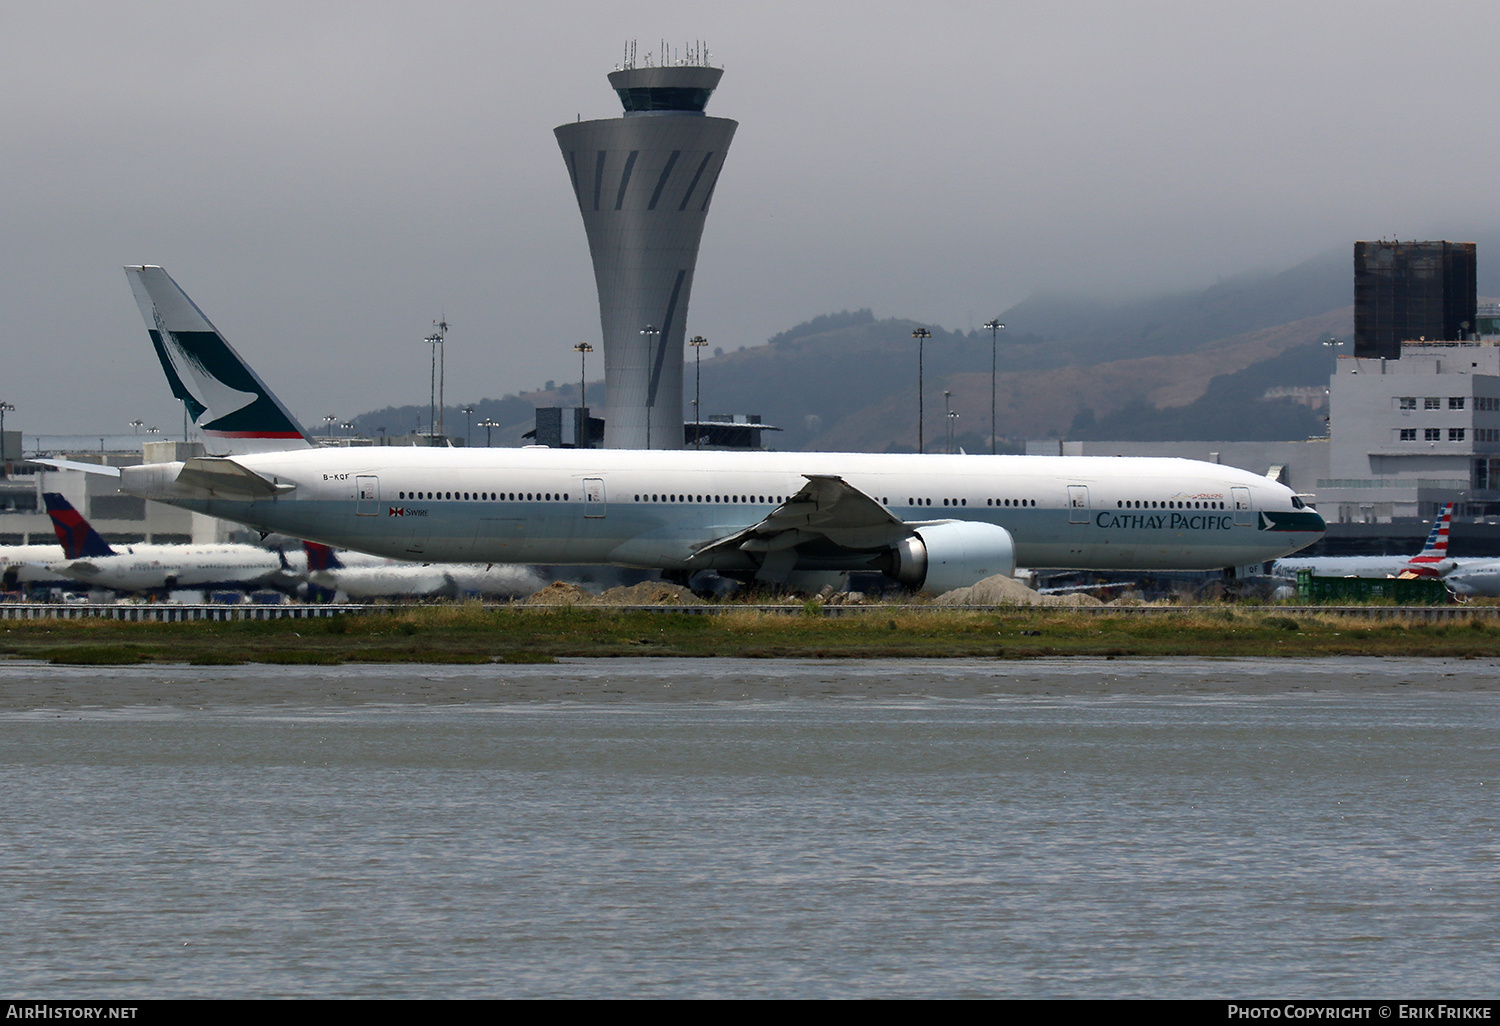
[125,265,313,455]
[44,494,115,560]
[303,542,345,572]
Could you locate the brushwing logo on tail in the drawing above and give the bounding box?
[152,308,260,429]
[129,265,312,453]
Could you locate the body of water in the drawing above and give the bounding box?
[1,658,1495,998]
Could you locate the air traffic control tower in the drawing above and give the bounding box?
[555,59,736,448]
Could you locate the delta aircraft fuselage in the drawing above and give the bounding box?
[0,544,70,587]
[119,445,1323,584]
[47,543,288,594]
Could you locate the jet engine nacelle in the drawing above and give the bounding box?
[890,520,1017,594]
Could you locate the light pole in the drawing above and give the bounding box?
[948,410,960,454]
[436,319,447,439]
[479,418,499,448]
[943,390,953,454]
[983,318,1005,455]
[573,342,593,448]
[639,324,659,448]
[0,401,13,477]
[461,405,475,448]
[911,328,931,454]
[423,320,447,441]
[324,415,338,438]
[688,335,708,449]
[129,419,143,435]
[573,343,593,411]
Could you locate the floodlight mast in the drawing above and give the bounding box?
[983,318,1005,455]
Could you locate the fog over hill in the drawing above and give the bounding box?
[352,241,1500,450]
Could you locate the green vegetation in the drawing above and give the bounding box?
[2,605,1499,664]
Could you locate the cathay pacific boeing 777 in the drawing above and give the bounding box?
[46,267,1325,594]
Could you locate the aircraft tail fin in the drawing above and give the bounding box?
[43,493,115,560]
[303,542,345,571]
[1413,503,1454,560]
[1405,502,1455,576]
[124,265,313,455]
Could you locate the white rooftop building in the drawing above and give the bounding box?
[1322,341,1500,522]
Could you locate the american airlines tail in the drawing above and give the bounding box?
[43,494,115,560]
[125,266,313,455]
[1405,502,1455,575]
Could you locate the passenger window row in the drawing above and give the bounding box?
[397,491,570,501]
[633,494,786,504]
[1117,499,1224,509]
[909,497,1036,507]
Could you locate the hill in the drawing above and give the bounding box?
[350,244,1393,450]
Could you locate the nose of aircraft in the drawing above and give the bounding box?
[1307,505,1327,535]
[1264,503,1325,548]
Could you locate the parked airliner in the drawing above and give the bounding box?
[49,266,1325,594]
[0,542,71,590]
[1274,504,1500,599]
[42,493,293,595]
[301,542,542,601]
[1273,504,1456,581]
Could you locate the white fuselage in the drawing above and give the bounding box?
[47,543,289,593]
[306,556,542,600]
[1431,560,1500,597]
[119,448,1323,584]
[0,545,70,586]
[1271,554,1448,580]
[1274,551,1500,597]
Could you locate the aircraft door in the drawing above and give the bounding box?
[1232,486,1253,527]
[355,475,380,517]
[583,477,606,518]
[1068,485,1090,524]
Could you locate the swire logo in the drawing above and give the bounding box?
[387,507,427,518]
[389,507,404,517]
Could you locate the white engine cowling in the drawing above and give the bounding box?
[890,521,1017,594]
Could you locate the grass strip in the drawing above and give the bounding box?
[1,604,1499,663]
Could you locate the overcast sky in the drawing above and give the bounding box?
[5,0,1499,434]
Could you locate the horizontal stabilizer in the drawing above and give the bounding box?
[28,458,122,478]
[175,457,296,499]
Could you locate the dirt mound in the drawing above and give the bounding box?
[1053,591,1105,606]
[523,581,597,605]
[936,574,1045,605]
[597,582,704,605]
[936,574,1104,606]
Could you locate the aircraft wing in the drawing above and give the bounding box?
[48,560,102,581]
[174,457,296,499]
[688,474,912,565]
